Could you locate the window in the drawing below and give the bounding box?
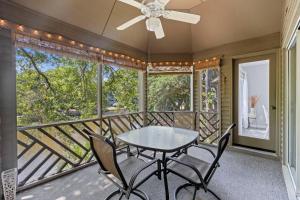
[148,74,192,111]
[199,67,220,113]
[16,47,98,126]
[102,65,139,115]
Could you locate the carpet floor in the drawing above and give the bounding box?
[17,147,289,200]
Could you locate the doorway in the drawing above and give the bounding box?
[233,54,276,152]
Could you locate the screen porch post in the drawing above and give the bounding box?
[0,29,17,198]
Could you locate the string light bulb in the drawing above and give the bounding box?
[18,25,24,31]
[33,30,39,35]
[0,19,5,26]
[58,35,63,40]
[46,33,52,38]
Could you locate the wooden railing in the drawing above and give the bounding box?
[147,111,221,143]
[17,111,220,189]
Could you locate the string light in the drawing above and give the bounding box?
[46,33,52,38]
[33,30,39,35]
[0,19,5,26]
[1,20,218,71]
[18,25,24,31]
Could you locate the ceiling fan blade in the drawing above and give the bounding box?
[118,0,143,9]
[157,0,170,6]
[117,15,146,30]
[163,10,201,24]
[154,19,165,39]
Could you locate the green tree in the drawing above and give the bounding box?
[148,75,191,111]
[102,65,138,113]
[17,48,97,126]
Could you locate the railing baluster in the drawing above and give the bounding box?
[19,152,53,186]
[54,126,89,152]
[18,147,45,174]
[37,128,82,160]
[39,157,60,179]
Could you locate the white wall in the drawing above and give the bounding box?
[240,60,269,128]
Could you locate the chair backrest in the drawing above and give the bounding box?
[204,123,236,183]
[83,129,128,187]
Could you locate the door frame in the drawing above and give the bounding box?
[231,49,280,153]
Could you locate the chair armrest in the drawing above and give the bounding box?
[128,159,160,190]
[166,156,207,191]
[190,144,220,167]
[191,144,216,158]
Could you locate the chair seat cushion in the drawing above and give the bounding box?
[169,154,211,183]
[119,157,156,184]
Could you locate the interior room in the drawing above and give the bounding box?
[0,0,300,200]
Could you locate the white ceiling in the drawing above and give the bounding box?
[10,0,282,54]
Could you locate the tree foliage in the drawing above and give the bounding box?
[17,48,97,126]
[102,65,138,113]
[148,75,191,111]
[16,47,193,126]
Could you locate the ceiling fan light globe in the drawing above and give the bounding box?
[146,17,161,31]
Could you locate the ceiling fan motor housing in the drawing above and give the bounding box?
[141,1,165,18]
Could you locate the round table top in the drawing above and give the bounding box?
[117,126,199,152]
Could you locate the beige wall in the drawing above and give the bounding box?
[193,33,281,147]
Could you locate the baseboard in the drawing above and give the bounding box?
[282,165,298,200]
[228,145,279,160]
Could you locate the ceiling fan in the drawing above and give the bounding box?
[116,0,201,39]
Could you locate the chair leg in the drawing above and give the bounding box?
[105,189,121,200]
[192,186,197,200]
[207,188,221,200]
[118,193,124,200]
[174,183,194,200]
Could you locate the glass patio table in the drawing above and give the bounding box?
[117,126,199,200]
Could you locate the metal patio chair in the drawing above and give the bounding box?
[83,129,160,200]
[166,124,236,200]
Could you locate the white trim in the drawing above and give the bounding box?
[283,165,298,200]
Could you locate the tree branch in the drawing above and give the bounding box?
[21,48,55,93]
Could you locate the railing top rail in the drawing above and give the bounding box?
[149,111,194,114]
[17,111,219,131]
[17,112,144,131]
[17,118,101,131]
